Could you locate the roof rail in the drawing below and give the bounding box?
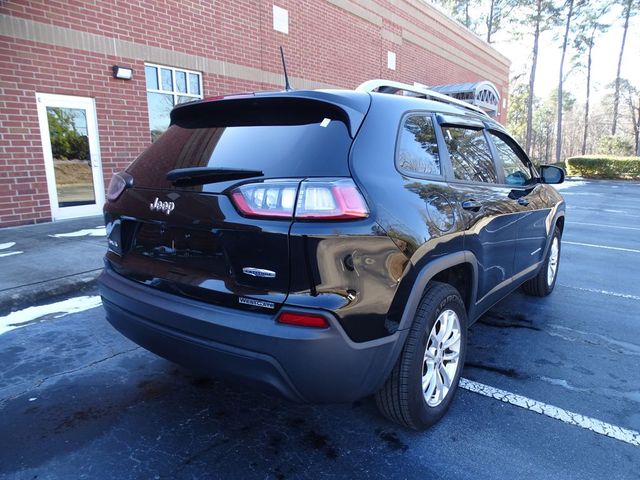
[356,79,490,118]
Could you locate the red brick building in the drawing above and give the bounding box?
[0,0,510,227]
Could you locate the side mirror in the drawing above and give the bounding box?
[539,165,565,184]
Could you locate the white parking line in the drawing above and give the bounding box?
[0,251,23,258]
[570,222,640,231]
[567,206,640,216]
[563,241,640,254]
[558,284,640,302]
[553,181,587,190]
[459,378,640,447]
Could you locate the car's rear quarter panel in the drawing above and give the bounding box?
[349,95,469,322]
[285,218,408,342]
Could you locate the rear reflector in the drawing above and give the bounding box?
[230,178,368,220]
[277,312,329,328]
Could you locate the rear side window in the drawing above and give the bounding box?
[489,132,533,186]
[128,114,352,192]
[442,127,498,183]
[396,114,441,176]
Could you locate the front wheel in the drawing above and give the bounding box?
[375,282,467,430]
[522,226,561,297]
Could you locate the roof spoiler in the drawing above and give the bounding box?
[170,91,370,138]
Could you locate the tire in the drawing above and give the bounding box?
[375,282,467,430]
[522,226,561,297]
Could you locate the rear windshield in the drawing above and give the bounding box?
[128,116,353,192]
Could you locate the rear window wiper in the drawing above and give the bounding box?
[166,167,264,187]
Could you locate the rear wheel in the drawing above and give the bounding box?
[375,282,467,430]
[522,226,561,297]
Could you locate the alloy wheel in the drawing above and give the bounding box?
[422,309,462,407]
[547,237,559,287]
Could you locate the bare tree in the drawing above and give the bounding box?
[525,1,543,155]
[555,0,575,164]
[619,80,640,155]
[434,0,481,30]
[525,1,557,155]
[572,1,610,154]
[611,0,638,135]
[485,0,524,43]
[634,95,640,155]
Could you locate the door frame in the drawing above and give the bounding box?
[35,92,105,220]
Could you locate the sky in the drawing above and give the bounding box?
[433,2,640,103]
[494,6,639,102]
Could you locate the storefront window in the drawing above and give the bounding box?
[144,64,203,141]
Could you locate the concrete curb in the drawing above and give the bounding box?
[0,269,102,316]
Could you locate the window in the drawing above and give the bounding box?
[128,104,353,192]
[145,64,203,141]
[489,132,533,186]
[397,115,441,176]
[442,127,497,183]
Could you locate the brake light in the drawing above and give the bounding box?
[106,172,133,202]
[277,312,329,328]
[230,179,369,220]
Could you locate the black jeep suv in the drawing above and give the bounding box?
[99,80,565,429]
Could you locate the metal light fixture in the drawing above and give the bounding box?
[112,65,133,80]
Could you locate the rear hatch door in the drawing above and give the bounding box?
[104,92,370,311]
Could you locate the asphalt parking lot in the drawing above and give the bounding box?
[1,179,639,479]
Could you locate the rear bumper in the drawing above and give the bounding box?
[98,266,401,403]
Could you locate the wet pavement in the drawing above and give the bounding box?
[1,179,639,479]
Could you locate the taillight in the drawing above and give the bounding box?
[106,172,133,202]
[230,181,299,218]
[277,311,329,328]
[297,179,369,220]
[230,178,369,220]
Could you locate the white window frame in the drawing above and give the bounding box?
[144,63,203,103]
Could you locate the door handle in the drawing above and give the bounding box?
[461,200,482,211]
[517,197,529,206]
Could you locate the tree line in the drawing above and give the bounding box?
[433,0,640,162]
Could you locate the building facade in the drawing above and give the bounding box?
[0,0,510,227]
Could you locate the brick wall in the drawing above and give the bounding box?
[0,0,510,227]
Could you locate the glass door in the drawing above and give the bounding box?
[36,93,105,220]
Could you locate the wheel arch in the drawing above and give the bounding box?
[371,252,478,396]
[396,252,478,332]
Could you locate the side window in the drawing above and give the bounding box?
[489,132,533,186]
[396,114,441,176]
[442,127,498,183]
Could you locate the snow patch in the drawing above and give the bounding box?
[539,376,589,392]
[49,226,106,238]
[0,295,102,336]
[0,242,21,258]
